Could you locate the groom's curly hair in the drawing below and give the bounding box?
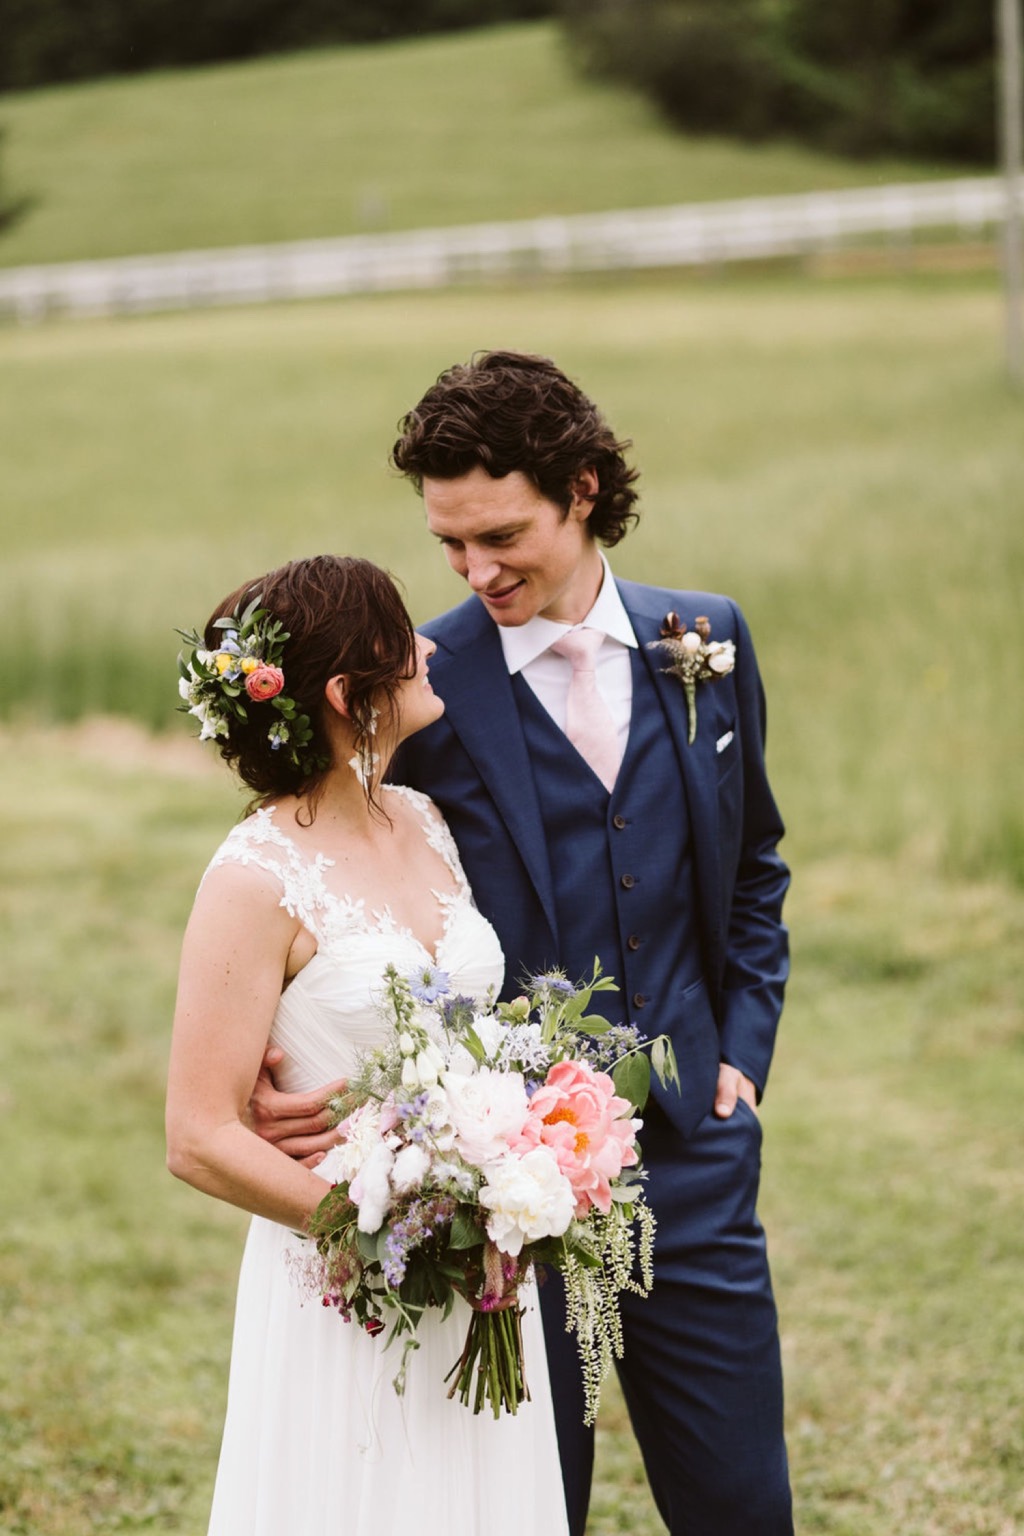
[391,350,640,546]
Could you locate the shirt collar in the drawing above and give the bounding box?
[498,554,638,675]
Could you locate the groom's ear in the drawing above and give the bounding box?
[569,466,600,519]
[324,675,350,719]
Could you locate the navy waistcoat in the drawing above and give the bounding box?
[511,647,719,1135]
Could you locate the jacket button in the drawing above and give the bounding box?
[627,934,641,951]
[632,993,647,1009]
[620,873,635,890]
[612,814,627,830]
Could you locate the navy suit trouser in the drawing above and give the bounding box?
[540,1098,793,1536]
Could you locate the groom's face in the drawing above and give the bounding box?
[423,466,603,628]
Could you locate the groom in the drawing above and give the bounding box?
[257,351,793,1534]
[390,352,793,1535]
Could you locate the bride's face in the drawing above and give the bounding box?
[393,632,445,742]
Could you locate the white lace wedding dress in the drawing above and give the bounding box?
[201,788,569,1536]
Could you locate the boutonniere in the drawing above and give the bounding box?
[648,612,736,745]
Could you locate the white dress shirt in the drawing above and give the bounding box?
[498,555,637,758]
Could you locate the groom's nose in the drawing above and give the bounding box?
[464,547,502,591]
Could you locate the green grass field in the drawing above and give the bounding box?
[1,21,1020,1534]
[0,723,1020,1534]
[0,21,963,269]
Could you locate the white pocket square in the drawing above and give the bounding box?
[715,730,734,755]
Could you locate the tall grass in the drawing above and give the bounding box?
[0,22,960,269]
[2,274,1021,885]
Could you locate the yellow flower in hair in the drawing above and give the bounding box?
[240,656,259,674]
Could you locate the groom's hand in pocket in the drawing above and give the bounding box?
[248,1046,348,1168]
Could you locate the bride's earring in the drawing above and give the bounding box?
[348,705,380,790]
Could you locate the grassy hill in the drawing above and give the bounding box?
[1,272,1020,889]
[0,21,963,269]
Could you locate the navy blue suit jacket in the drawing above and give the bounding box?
[394,577,790,1119]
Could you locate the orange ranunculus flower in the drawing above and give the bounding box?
[245,664,285,701]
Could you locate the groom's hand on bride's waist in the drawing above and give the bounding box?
[248,1046,348,1169]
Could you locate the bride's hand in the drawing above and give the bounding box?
[249,1046,348,1168]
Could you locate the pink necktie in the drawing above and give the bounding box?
[550,629,621,792]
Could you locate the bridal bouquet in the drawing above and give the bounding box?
[300,963,678,1422]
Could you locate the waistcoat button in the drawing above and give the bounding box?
[612,814,627,830]
[627,934,641,951]
[620,873,635,890]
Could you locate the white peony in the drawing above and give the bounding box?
[330,1100,382,1186]
[442,1066,530,1167]
[478,1147,576,1256]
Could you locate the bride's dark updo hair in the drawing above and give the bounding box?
[204,554,416,814]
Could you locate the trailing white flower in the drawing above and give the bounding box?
[563,1201,657,1425]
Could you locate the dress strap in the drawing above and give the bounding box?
[202,806,336,944]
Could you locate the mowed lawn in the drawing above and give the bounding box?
[0,272,1022,1534]
[0,21,961,269]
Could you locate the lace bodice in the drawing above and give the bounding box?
[203,786,505,1094]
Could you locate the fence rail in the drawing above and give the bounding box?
[1,176,1020,323]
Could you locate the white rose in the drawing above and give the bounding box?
[442,1066,530,1167]
[681,631,702,654]
[479,1147,576,1256]
[706,641,736,675]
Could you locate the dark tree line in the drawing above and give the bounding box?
[559,0,999,164]
[0,0,554,92]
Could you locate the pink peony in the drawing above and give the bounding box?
[514,1059,640,1217]
[245,664,285,701]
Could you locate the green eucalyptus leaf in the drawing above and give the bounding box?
[356,1228,380,1263]
[450,1209,485,1250]
[613,1051,651,1111]
[580,1014,612,1035]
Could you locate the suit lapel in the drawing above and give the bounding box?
[428,602,559,940]
[623,583,727,983]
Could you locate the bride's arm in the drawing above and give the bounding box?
[165,862,335,1231]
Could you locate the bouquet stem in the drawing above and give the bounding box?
[446,1300,529,1419]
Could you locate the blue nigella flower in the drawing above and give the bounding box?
[406,965,451,1003]
[530,971,576,996]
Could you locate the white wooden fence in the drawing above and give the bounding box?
[0,176,1019,324]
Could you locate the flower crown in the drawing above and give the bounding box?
[176,593,329,779]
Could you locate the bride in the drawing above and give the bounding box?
[165,554,569,1536]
